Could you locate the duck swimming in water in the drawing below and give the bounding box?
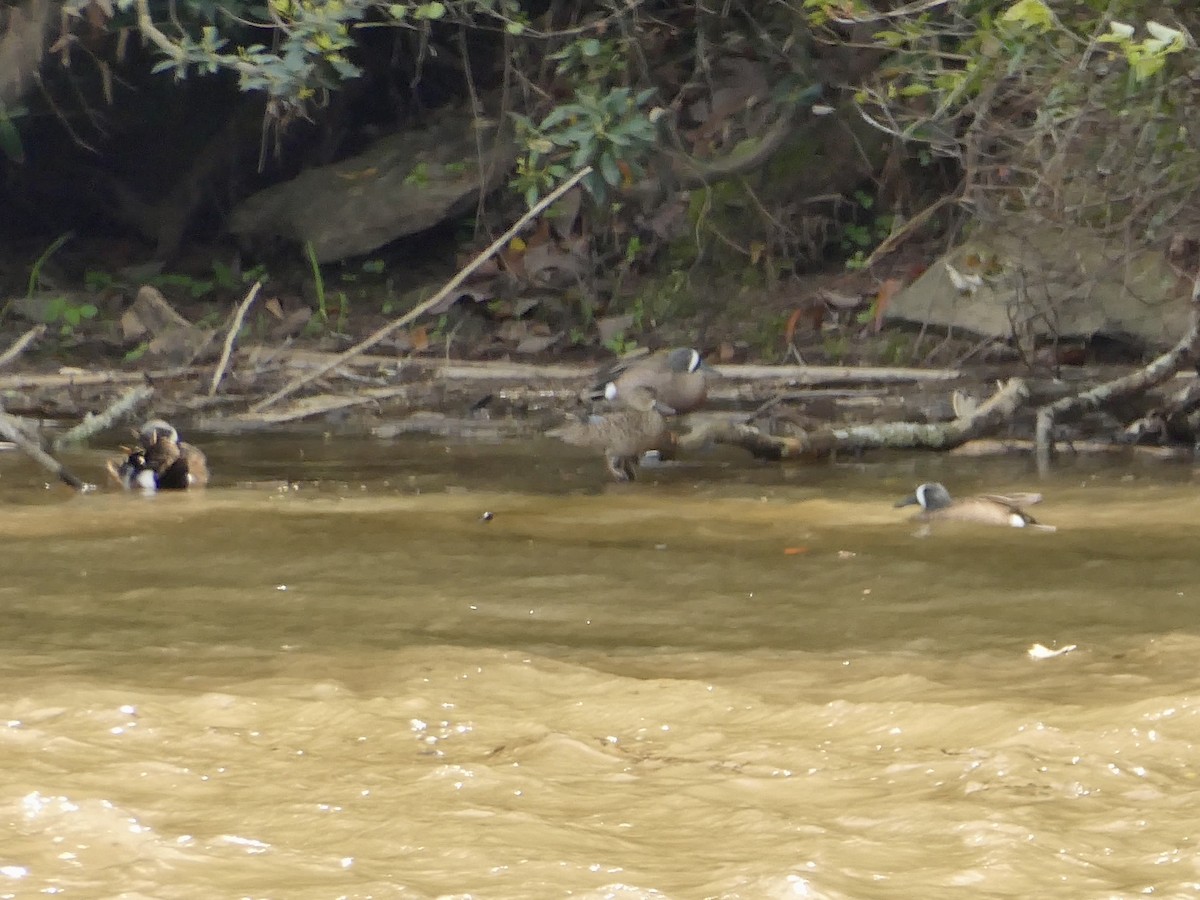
[108,419,209,492]
[895,482,1055,531]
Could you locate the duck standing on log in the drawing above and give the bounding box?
[583,346,719,416]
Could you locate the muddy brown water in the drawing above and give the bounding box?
[1,433,1199,898]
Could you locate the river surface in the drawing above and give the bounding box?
[1,432,1199,898]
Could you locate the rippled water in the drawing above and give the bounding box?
[1,433,1199,898]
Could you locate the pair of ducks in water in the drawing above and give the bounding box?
[107,419,208,491]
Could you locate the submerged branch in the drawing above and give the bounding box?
[0,410,87,490]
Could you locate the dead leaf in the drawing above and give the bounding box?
[872,278,901,333]
[785,304,823,342]
[512,296,541,318]
[464,256,501,280]
[526,219,551,248]
[268,308,311,340]
[497,320,529,342]
[784,308,804,344]
[524,242,585,284]
[818,290,862,310]
[548,187,583,241]
[514,332,562,354]
[335,167,378,181]
[410,325,429,352]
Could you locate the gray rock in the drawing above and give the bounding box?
[230,110,515,263]
[886,218,1191,351]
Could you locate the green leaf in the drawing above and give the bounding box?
[0,109,24,164]
[599,150,621,187]
[1000,0,1054,33]
[124,342,149,362]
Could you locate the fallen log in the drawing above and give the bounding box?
[678,378,1031,458]
[1034,298,1200,465]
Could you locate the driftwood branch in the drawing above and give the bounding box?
[250,165,595,413]
[1035,300,1200,465]
[209,280,262,396]
[0,365,204,390]
[239,350,960,386]
[0,325,46,370]
[0,410,87,490]
[51,384,154,452]
[679,378,1031,458]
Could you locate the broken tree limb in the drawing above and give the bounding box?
[209,280,262,396]
[250,165,595,413]
[0,365,205,391]
[714,364,961,384]
[1120,372,1200,445]
[0,325,46,371]
[0,410,87,490]
[678,378,1031,459]
[51,384,154,452]
[1034,300,1200,466]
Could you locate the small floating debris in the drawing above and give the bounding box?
[479,511,494,522]
[1028,643,1077,660]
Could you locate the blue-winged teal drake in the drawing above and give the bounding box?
[108,419,209,491]
[895,482,1055,530]
[584,347,718,415]
[547,401,671,482]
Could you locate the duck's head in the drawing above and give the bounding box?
[895,482,953,511]
[139,419,179,446]
[665,347,720,378]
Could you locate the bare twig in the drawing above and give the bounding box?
[250,166,595,412]
[0,325,46,370]
[209,280,262,396]
[51,384,155,452]
[0,410,87,490]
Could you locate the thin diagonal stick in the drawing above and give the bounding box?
[210,280,263,396]
[250,166,593,412]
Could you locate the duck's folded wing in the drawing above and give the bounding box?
[978,492,1043,507]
